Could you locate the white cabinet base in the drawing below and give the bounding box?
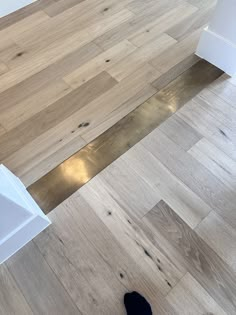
[196,27,236,76]
[0,165,51,264]
[0,0,36,18]
[196,0,236,77]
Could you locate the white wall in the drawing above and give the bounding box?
[0,0,36,18]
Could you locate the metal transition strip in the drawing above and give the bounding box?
[28,60,223,214]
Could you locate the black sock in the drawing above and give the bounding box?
[124,291,152,315]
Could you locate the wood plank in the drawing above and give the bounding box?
[94,0,182,50]
[177,96,236,161]
[81,84,156,143]
[0,11,50,39]
[14,3,134,51]
[144,200,236,315]
[206,128,236,162]
[196,89,236,132]
[0,71,117,160]
[196,211,236,273]
[151,54,200,91]
[126,0,182,15]
[158,114,202,151]
[107,34,175,81]
[3,125,86,186]
[189,138,236,189]
[0,80,72,131]
[0,62,8,75]
[141,128,236,228]
[80,178,185,296]
[176,97,225,136]
[66,64,160,140]
[44,0,85,17]
[0,42,102,112]
[99,157,162,218]
[166,5,214,41]
[0,265,33,315]
[129,3,197,47]
[35,193,177,314]
[0,8,132,93]
[34,207,126,315]
[0,0,55,31]
[64,40,136,88]
[0,39,25,70]
[208,77,236,109]
[6,242,81,314]
[150,28,202,73]
[122,143,212,229]
[167,272,227,315]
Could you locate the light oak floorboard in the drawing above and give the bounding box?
[6,242,81,315]
[142,128,236,228]
[107,33,176,81]
[122,143,212,229]
[129,3,197,47]
[196,211,236,273]
[0,265,33,315]
[144,201,236,315]
[189,138,236,189]
[166,272,227,315]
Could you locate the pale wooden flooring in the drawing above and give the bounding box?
[1,75,236,314]
[0,0,216,186]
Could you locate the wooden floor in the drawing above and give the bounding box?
[1,74,236,314]
[0,0,216,186]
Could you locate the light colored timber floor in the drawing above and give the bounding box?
[1,74,236,315]
[0,0,216,186]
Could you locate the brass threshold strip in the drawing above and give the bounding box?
[28,60,223,214]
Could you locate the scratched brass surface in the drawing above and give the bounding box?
[28,60,223,214]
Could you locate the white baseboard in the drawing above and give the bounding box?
[196,27,236,76]
[0,0,36,18]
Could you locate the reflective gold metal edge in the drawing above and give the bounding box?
[28,60,223,214]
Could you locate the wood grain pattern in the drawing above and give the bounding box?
[44,0,85,17]
[0,71,117,160]
[79,179,184,296]
[150,28,202,73]
[107,34,175,81]
[166,4,214,41]
[189,138,236,188]
[142,128,236,228]
[196,211,236,273]
[0,0,214,185]
[167,272,227,315]
[35,194,176,314]
[129,3,198,47]
[123,144,212,229]
[144,200,236,315]
[6,242,80,314]
[0,0,55,31]
[2,71,236,314]
[0,265,33,315]
[158,114,201,151]
[64,40,136,88]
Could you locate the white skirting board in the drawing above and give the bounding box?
[0,165,51,264]
[0,0,36,18]
[196,27,236,77]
